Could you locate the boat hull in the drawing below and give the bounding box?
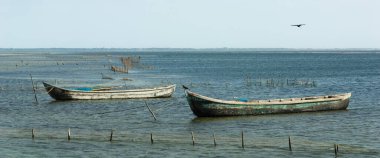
[185,90,350,117]
[43,82,176,100]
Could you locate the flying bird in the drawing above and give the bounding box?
[291,24,305,28]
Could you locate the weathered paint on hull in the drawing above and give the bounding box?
[44,82,176,100]
[186,92,350,117]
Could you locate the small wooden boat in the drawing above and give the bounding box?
[111,65,128,73]
[43,82,176,100]
[184,87,351,117]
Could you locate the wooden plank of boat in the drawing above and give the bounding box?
[43,82,176,100]
[183,87,351,117]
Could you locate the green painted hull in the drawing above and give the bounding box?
[185,90,350,117]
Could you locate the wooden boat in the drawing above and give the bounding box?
[43,82,176,100]
[184,87,351,117]
[111,65,128,73]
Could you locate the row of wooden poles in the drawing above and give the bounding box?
[244,77,317,87]
[110,56,141,73]
[30,128,340,156]
[2,75,315,92]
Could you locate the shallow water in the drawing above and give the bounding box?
[0,50,379,157]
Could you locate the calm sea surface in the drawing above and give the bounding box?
[0,50,379,157]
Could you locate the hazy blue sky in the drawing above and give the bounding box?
[1,0,379,48]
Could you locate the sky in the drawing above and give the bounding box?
[0,0,379,48]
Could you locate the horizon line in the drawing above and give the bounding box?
[1,47,380,50]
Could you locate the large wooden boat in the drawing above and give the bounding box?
[43,82,176,100]
[184,87,351,117]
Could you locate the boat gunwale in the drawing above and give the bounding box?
[43,82,176,93]
[186,90,351,105]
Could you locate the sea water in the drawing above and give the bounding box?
[0,49,379,157]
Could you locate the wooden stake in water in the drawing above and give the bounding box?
[241,131,245,149]
[145,101,157,121]
[191,131,195,146]
[30,74,38,104]
[336,144,339,153]
[110,130,114,142]
[67,128,71,141]
[32,128,35,139]
[288,136,292,151]
[213,132,216,146]
[334,144,340,156]
[150,133,153,144]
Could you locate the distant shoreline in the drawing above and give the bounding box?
[0,48,379,53]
